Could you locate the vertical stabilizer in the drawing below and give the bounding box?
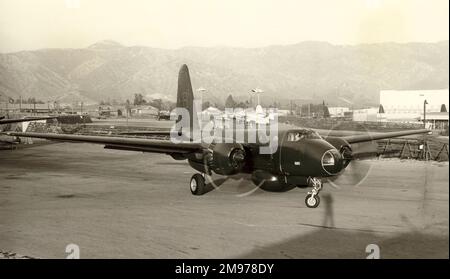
[176,64,199,140]
[177,64,194,118]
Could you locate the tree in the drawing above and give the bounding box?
[440,104,447,113]
[236,102,247,109]
[133,93,146,106]
[225,94,236,109]
[150,99,163,111]
[167,101,176,111]
[203,101,211,110]
[323,102,330,118]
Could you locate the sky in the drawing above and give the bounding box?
[0,0,448,52]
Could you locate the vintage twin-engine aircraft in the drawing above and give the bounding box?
[4,65,430,208]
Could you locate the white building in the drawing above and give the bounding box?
[328,107,350,118]
[277,110,290,117]
[131,105,158,116]
[202,106,222,116]
[379,89,449,122]
[352,107,381,122]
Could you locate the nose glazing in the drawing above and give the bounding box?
[321,149,343,175]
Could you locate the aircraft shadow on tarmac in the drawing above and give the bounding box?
[236,193,448,258]
[238,227,448,259]
[237,198,448,260]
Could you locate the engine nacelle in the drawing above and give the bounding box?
[208,143,246,175]
[324,136,352,168]
[325,136,351,153]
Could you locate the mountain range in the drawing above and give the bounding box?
[0,40,448,107]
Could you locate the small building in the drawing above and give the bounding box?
[276,109,290,117]
[131,105,158,116]
[202,106,222,115]
[352,108,381,122]
[328,107,350,118]
[98,105,114,117]
[420,112,449,130]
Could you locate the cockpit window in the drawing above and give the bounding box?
[287,130,321,141]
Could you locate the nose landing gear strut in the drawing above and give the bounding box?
[305,177,322,208]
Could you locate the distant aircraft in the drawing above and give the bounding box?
[3,65,430,208]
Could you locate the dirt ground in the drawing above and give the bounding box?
[0,142,448,258]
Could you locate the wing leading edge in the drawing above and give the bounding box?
[342,129,430,144]
[4,129,431,154]
[4,132,203,154]
[0,116,57,125]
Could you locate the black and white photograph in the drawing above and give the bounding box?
[0,0,448,268]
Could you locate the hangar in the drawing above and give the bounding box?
[379,89,449,122]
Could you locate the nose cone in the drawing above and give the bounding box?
[296,139,344,177]
[321,149,344,175]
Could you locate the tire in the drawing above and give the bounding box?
[305,194,320,208]
[190,173,206,195]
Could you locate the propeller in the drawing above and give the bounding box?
[327,127,380,189]
[200,140,249,195]
[327,158,373,189]
[348,141,380,160]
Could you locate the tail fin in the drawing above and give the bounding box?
[176,64,194,118]
[175,64,199,140]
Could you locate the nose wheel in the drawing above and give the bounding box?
[305,177,322,208]
[305,193,320,208]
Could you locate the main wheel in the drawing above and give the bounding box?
[190,173,206,195]
[305,193,320,208]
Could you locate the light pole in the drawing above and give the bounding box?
[423,99,428,128]
[251,88,264,106]
[197,87,206,110]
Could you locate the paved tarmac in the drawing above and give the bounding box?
[0,143,448,258]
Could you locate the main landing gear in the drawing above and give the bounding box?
[189,173,323,208]
[305,177,323,208]
[190,173,206,195]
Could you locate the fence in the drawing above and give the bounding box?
[377,138,449,161]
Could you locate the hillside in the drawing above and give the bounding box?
[0,40,448,107]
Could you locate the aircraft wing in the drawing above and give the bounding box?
[0,139,19,145]
[342,129,430,144]
[0,116,57,125]
[4,132,203,154]
[119,130,171,136]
